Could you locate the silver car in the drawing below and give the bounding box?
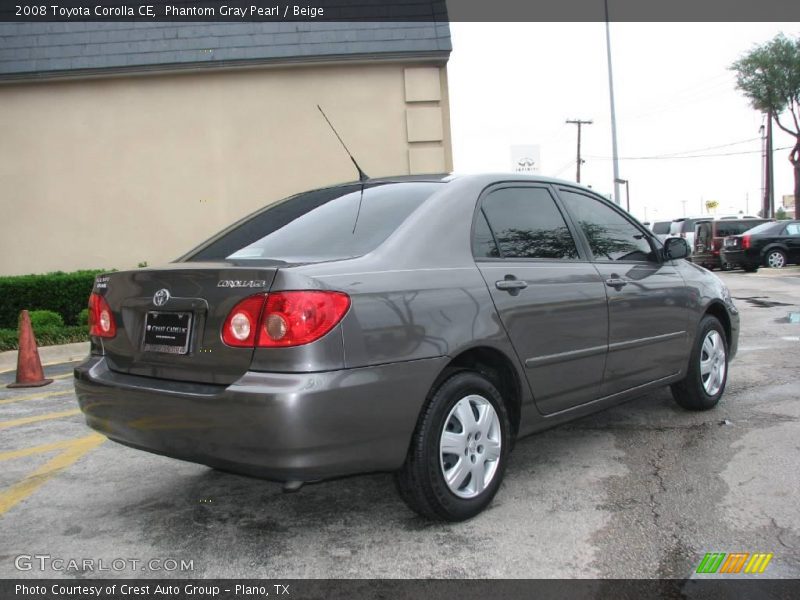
[75,174,739,521]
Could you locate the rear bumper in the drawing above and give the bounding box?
[689,252,721,269]
[74,355,447,482]
[721,249,759,269]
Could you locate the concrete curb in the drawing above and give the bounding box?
[0,341,89,374]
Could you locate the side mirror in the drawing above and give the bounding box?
[663,237,689,260]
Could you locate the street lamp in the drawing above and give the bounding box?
[615,178,630,212]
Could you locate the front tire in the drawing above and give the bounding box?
[670,315,728,411]
[395,371,511,521]
[765,249,787,269]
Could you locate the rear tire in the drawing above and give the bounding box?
[395,371,511,521]
[671,315,728,411]
[764,249,787,269]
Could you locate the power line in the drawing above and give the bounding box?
[640,137,761,158]
[587,145,791,161]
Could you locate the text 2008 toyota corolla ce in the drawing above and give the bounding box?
[75,174,738,521]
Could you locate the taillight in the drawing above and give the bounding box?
[259,291,350,347]
[221,291,350,348]
[221,295,266,347]
[88,293,116,338]
[742,235,751,250]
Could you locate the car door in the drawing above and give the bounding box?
[473,184,609,415]
[784,222,800,262]
[556,187,691,397]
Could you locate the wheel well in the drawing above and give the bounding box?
[705,302,731,346]
[762,244,788,257]
[436,347,522,438]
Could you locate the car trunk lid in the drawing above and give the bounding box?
[95,264,277,384]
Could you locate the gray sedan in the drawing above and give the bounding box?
[74,174,739,521]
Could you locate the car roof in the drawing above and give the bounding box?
[314,172,604,195]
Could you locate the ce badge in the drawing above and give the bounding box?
[153,288,171,307]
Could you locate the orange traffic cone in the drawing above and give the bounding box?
[7,310,53,388]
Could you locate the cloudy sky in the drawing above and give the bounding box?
[447,22,799,222]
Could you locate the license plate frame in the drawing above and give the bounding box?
[143,311,193,355]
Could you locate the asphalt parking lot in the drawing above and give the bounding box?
[1,267,799,580]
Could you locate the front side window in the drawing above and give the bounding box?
[475,187,579,260]
[559,189,655,262]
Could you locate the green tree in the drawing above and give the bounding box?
[731,33,800,205]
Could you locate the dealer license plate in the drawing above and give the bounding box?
[143,311,192,354]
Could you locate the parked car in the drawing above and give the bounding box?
[722,220,800,272]
[74,174,739,521]
[650,220,673,242]
[668,217,711,255]
[692,218,773,270]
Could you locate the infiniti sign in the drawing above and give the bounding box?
[153,289,170,306]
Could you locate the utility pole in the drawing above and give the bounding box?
[605,0,621,205]
[614,178,630,212]
[566,119,593,183]
[681,199,687,217]
[765,110,774,218]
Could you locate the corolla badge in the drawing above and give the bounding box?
[153,289,170,306]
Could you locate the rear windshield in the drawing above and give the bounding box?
[715,220,769,237]
[186,182,442,263]
[741,221,783,236]
[652,221,671,234]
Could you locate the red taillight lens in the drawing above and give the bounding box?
[88,293,116,338]
[221,295,266,347]
[258,291,351,347]
[221,291,350,348]
[742,235,751,250]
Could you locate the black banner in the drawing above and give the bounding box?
[3,579,800,600]
[2,0,800,22]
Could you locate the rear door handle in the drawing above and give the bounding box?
[495,278,528,295]
[605,277,628,290]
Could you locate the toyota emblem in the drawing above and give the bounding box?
[153,289,170,306]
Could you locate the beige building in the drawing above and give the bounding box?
[0,22,452,275]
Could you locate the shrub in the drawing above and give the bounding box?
[0,325,89,352]
[77,307,90,326]
[0,270,106,329]
[28,310,65,331]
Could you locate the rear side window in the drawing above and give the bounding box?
[786,223,800,235]
[652,221,671,234]
[559,189,655,262]
[475,187,579,259]
[186,182,442,262]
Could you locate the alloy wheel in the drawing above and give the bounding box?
[767,251,786,268]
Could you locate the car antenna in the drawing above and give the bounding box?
[317,105,369,182]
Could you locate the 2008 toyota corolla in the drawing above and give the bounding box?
[74,174,739,521]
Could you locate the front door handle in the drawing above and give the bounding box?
[605,277,628,290]
[495,277,528,295]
